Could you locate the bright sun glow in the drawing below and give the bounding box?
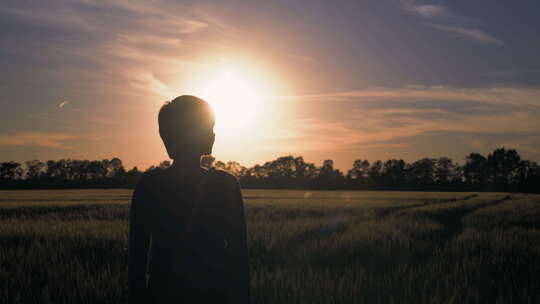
[174,59,283,162]
[194,68,267,135]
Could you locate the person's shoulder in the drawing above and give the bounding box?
[143,166,165,177]
[136,167,165,189]
[209,168,238,187]
[209,168,242,203]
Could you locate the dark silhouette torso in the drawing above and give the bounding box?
[129,167,251,304]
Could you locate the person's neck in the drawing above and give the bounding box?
[171,155,202,173]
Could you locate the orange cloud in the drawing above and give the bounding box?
[0,132,76,149]
[268,85,540,156]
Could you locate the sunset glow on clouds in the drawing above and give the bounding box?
[1,0,540,170]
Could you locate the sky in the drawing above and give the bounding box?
[1,0,540,171]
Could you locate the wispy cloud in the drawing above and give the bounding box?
[402,1,503,46]
[84,116,118,126]
[0,1,234,97]
[280,85,540,108]
[128,71,174,97]
[434,25,504,46]
[273,85,540,157]
[403,3,448,18]
[0,132,76,149]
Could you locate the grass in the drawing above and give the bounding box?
[0,189,539,303]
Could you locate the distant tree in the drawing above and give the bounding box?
[463,153,488,186]
[127,166,141,176]
[67,159,81,181]
[368,160,383,184]
[347,159,370,181]
[294,157,318,179]
[409,158,436,186]
[88,160,108,180]
[487,148,521,190]
[25,160,45,180]
[109,157,125,177]
[316,159,345,189]
[44,160,57,180]
[246,164,267,179]
[434,157,459,184]
[319,159,334,177]
[224,161,247,178]
[210,159,246,177]
[214,160,227,171]
[0,161,23,180]
[201,155,215,169]
[265,156,297,179]
[100,159,111,179]
[381,159,407,188]
[515,160,540,192]
[256,156,297,188]
[1,149,539,192]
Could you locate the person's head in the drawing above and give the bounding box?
[158,95,215,161]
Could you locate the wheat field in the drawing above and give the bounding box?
[1,190,539,303]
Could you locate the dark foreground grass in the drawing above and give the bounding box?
[0,190,539,303]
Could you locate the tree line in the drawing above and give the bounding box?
[0,147,539,193]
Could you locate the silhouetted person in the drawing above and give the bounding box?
[129,95,251,304]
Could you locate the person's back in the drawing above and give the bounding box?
[128,95,251,304]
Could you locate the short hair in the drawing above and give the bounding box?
[158,95,215,139]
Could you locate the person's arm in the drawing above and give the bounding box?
[128,176,152,304]
[226,177,252,304]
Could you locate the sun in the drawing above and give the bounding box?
[194,68,266,135]
[155,56,283,163]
